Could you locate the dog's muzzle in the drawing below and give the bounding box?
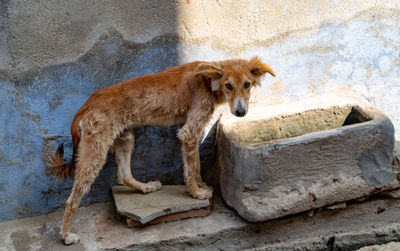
[235,108,246,117]
[233,97,247,117]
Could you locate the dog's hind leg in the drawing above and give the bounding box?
[61,134,110,245]
[113,129,161,193]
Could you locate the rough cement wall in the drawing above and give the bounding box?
[0,0,185,221]
[0,0,399,221]
[177,0,400,136]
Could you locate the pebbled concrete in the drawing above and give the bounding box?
[2,195,400,250]
[358,242,400,251]
[217,91,399,222]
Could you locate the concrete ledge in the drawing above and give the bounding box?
[2,195,400,250]
[358,242,400,251]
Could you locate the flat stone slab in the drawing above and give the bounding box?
[112,185,210,224]
[125,205,211,227]
[218,90,400,222]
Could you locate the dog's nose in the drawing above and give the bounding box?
[235,109,246,117]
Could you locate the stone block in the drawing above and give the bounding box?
[217,90,400,222]
[112,185,211,225]
[125,205,211,227]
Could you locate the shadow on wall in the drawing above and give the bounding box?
[0,1,217,221]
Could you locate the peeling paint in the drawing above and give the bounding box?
[240,13,400,138]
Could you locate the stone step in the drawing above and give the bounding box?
[112,185,211,226]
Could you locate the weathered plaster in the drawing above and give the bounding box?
[1,0,178,77]
[249,10,400,139]
[178,6,400,137]
[0,30,203,220]
[177,1,400,54]
[0,0,399,221]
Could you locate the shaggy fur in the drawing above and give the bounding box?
[48,57,275,245]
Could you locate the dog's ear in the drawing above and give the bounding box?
[194,63,222,91]
[249,57,276,78]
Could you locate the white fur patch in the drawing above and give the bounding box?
[211,80,220,91]
[78,120,82,136]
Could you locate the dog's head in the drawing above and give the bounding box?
[195,57,275,117]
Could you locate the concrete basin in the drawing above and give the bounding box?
[217,91,400,222]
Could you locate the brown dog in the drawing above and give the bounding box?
[49,57,275,244]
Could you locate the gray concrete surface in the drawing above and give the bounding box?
[218,91,399,222]
[358,242,400,251]
[2,194,400,250]
[112,185,210,224]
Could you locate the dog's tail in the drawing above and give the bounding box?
[48,143,76,179]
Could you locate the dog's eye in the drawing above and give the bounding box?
[225,83,233,90]
[244,82,251,89]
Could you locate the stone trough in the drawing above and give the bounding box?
[217,90,400,222]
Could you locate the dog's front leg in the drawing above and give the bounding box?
[178,111,213,199]
[180,138,213,199]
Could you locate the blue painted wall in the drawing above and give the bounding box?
[0,31,216,221]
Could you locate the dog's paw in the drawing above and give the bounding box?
[141,180,162,193]
[191,187,213,200]
[63,232,79,245]
[199,183,213,193]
